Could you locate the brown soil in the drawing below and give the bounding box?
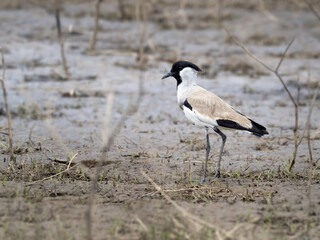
[0,1,320,239]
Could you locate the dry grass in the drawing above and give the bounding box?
[0,1,319,240]
[0,161,86,182]
[0,47,14,162]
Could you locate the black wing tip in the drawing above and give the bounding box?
[216,119,269,137]
[249,120,268,137]
[216,119,247,131]
[251,130,268,138]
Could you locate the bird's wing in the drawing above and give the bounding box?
[186,86,252,129]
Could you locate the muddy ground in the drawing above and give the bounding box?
[0,1,320,239]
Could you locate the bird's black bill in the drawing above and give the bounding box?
[161,72,173,79]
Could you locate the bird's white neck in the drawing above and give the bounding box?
[177,67,198,108]
[180,67,198,85]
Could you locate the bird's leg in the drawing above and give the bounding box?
[202,127,210,182]
[213,127,226,178]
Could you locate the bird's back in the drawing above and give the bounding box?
[187,86,253,129]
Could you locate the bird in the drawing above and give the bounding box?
[162,60,268,182]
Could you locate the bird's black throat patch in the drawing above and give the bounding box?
[175,75,182,87]
[183,99,192,111]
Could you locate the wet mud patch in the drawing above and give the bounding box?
[0,162,89,182]
[1,1,320,239]
[24,73,97,82]
[143,169,320,203]
[246,33,287,46]
[8,102,64,120]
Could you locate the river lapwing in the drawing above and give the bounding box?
[162,60,268,182]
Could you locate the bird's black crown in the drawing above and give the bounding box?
[161,60,202,86]
[170,61,202,73]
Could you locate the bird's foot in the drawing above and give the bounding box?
[213,170,220,179]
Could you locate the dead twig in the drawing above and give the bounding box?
[141,170,248,239]
[259,0,280,24]
[26,153,78,186]
[89,0,103,51]
[135,216,148,232]
[306,113,313,236]
[304,0,320,22]
[85,92,115,240]
[54,0,70,77]
[141,170,206,231]
[117,0,126,20]
[135,0,148,66]
[225,29,302,171]
[85,72,145,240]
[226,29,296,104]
[67,153,78,169]
[146,186,220,196]
[141,171,220,232]
[0,47,14,163]
[306,83,320,236]
[297,84,320,147]
[27,123,36,148]
[304,8,320,214]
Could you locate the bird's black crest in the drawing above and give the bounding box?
[171,61,202,73]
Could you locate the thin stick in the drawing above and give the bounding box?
[0,47,14,163]
[84,93,114,240]
[290,82,320,171]
[26,162,78,186]
[292,13,320,176]
[54,0,70,77]
[67,153,78,170]
[102,92,115,145]
[225,29,274,72]
[135,216,148,231]
[188,156,191,182]
[141,170,206,230]
[117,0,126,20]
[304,0,320,22]
[147,186,220,195]
[297,85,320,147]
[27,123,36,148]
[141,170,243,239]
[135,0,148,66]
[259,0,280,24]
[89,0,103,51]
[85,75,145,240]
[305,85,320,235]
[226,29,296,105]
[306,115,313,235]
[274,38,297,106]
[225,29,301,171]
[291,74,300,172]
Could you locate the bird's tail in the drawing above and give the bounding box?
[249,119,268,137]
